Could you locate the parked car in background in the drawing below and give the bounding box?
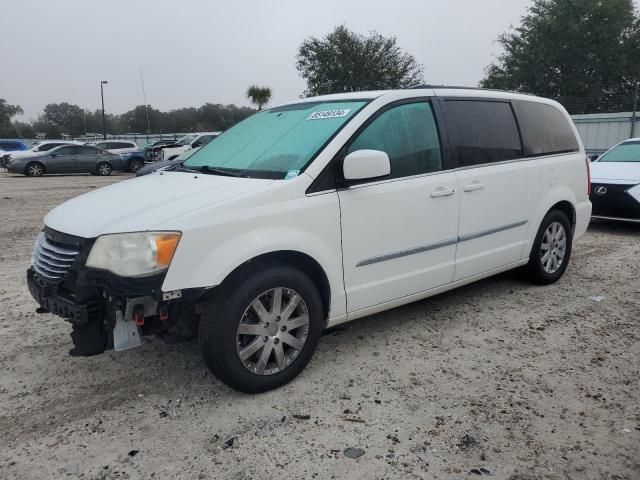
[3,140,80,165]
[136,148,199,176]
[88,140,139,155]
[158,132,220,161]
[6,144,123,176]
[0,140,28,152]
[590,137,640,223]
[27,88,591,393]
[119,150,146,173]
[144,139,184,162]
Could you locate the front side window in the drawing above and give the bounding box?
[598,141,640,163]
[39,143,61,152]
[185,100,368,179]
[442,100,522,167]
[54,146,76,155]
[347,101,442,179]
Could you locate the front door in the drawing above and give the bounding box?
[338,100,459,314]
[47,146,77,173]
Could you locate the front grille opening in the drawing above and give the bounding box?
[31,232,79,282]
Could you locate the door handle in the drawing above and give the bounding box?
[463,181,485,192]
[430,187,455,198]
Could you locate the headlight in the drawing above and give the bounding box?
[86,232,181,277]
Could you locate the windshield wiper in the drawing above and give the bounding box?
[170,161,199,173]
[193,166,248,177]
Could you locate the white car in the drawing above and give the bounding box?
[589,138,640,222]
[160,132,219,160]
[5,140,80,162]
[88,140,139,155]
[28,87,591,393]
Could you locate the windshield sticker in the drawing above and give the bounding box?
[307,109,352,120]
[284,169,300,180]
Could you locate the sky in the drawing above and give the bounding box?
[0,0,585,120]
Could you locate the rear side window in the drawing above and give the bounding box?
[513,101,579,156]
[348,101,442,179]
[55,146,77,155]
[78,146,98,154]
[442,100,522,167]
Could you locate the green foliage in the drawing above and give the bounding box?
[296,25,424,96]
[246,85,272,110]
[481,0,640,113]
[0,99,24,137]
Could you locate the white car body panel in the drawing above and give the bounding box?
[41,88,592,328]
[590,161,640,183]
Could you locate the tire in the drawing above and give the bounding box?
[524,209,573,284]
[25,162,44,177]
[96,162,112,176]
[199,264,324,393]
[128,158,143,173]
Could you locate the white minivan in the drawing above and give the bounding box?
[28,87,591,393]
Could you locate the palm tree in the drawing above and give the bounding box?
[246,85,272,111]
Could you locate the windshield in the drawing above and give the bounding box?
[598,141,640,163]
[184,100,368,179]
[175,134,198,146]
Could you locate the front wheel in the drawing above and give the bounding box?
[524,210,573,284]
[199,264,324,393]
[128,158,143,173]
[96,162,112,176]
[25,162,44,177]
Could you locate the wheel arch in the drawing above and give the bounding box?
[211,250,332,323]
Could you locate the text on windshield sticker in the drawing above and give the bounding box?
[307,109,352,120]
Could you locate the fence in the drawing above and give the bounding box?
[571,111,639,155]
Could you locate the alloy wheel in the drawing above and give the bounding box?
[540,221,567,274]
[236,287,310,376]
[28,164,43,176]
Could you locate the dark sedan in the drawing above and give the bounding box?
[6,144,125,177]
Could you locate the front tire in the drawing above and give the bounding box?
[524,210,572,284]
[128,158,143,173]
[96,162,112,176]
[199,264,324,393]
[25,162,44,177]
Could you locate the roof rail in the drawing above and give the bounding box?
[409,84,537,96]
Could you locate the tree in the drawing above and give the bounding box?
[246,85,272,110]
[43,102,85,135]
[481,0,640,114]
[296,25,424,96]
[0,99,23,133]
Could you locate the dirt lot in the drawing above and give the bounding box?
[0,172,638,480]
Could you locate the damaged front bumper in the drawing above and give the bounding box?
[27,228,198,357]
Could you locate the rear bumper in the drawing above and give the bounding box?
[574,199,592,241]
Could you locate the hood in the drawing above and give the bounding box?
[44,171,274,238]
[590,161,640,184]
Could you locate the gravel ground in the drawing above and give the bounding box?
[0,172,638,480]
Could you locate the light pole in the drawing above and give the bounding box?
[100,80,108,140]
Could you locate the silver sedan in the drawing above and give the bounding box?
[6,145,125,177]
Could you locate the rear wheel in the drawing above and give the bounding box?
[199,264,323,393]
[524,210,572,284]
[25,162,44,177]
[96,162,112,176]
[128,158,143,173]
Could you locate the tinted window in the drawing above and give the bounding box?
[348,102,442,179]
[77,146,98,154]
[113,142,133,149]
[513,101,579,156]
[55,146,77,155]
[442,100,522,167]
[39,143,64,152]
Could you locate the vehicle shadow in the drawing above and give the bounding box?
[588,219,640,236]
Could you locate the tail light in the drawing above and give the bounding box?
[585,157,591,195]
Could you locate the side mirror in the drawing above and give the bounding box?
[191,142,202,149]
[343,149,390,182]
[50,154,56,158]
[588,154,599,162]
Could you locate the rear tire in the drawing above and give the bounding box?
[96,162,112,176]
[524,210,572,284]
[25,162,44,177]
[199,264,324,393]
